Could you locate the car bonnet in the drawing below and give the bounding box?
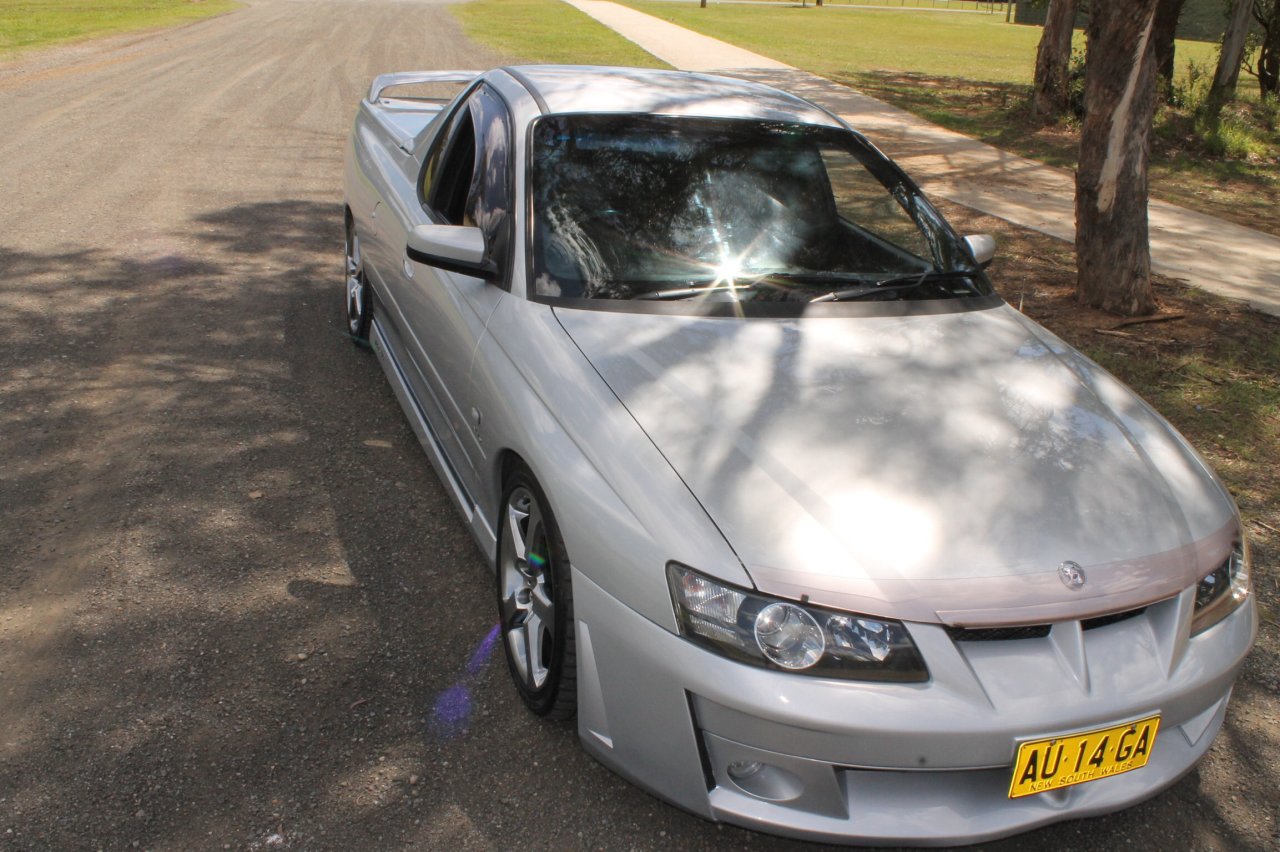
[553,302,1238,625]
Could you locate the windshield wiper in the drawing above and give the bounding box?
[635,269,978,302]
[637,271,880,300]
[633,281,772,300]
[809,269,977,303]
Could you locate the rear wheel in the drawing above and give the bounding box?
[496,464,576,719]
[345,217,371,344]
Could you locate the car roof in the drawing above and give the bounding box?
[503,65,844,128]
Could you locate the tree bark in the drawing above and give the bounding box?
[1075,0,1160,316]
[1033,0,1083,119]
[1209,0,1254,108]
[1153,0,1187,89]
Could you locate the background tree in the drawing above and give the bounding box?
[1153,0,1188,94]
[1244,0,1280,97]
[1033,0,1084,118]
[1075,0,1161,315]
[1209,0,1255,111]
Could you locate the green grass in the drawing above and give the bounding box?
[0,0,238,56]
[630,1,1040,82]
[623,1,1220,85]
[452,0,669,68]
[747,0,1013,11]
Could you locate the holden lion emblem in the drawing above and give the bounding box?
[1058,561,1087,590]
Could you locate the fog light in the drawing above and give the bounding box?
[722,759,805,802]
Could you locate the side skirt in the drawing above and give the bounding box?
[368,309,499,567]
[371,315,477,523]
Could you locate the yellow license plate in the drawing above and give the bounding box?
[1008,715,1160,798]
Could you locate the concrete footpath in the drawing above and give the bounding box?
[562,0,1280,317]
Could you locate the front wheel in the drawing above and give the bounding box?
[345,217,371,344]
[496,464,576,719]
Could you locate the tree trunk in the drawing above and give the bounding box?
[1033,0,1083,119]
[1255,1,1280,97]
[1075,0,1161,316]
[1153,0,1187,91]
[1209,0,1254,109]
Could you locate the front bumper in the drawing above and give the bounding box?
[571,568,1256,846]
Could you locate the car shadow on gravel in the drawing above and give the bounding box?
[0,198,717,851]
[0,198,554,849]
[0,198,1275,851]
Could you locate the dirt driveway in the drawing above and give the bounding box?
[0,1,1275,849]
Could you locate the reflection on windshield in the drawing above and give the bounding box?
[529,115,991,305]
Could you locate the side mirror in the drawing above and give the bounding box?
[406,224,496,281]
[963,234,996,269]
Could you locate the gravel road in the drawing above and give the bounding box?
[0,1,1276,849]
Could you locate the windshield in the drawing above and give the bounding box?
[529,115,992,305]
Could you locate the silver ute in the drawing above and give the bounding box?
[343,65,1255,845]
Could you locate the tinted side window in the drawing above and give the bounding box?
[466,87,513,278]
[426,110,476,225]
[420,86,476,215]
[420,85,513,278]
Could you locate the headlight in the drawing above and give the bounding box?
[666,563,928,682]
[1190,535,1251,635]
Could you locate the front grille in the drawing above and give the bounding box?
[944,605,1149,643]
[944,624,1051,642]
[1081,606,1147,631]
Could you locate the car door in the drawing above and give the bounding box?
[381,83,513,505]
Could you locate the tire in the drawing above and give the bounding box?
[496,463,577,719]
[345,216,371,344]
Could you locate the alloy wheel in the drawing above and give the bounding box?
[345,224,369,339]
[498,485,556,691]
